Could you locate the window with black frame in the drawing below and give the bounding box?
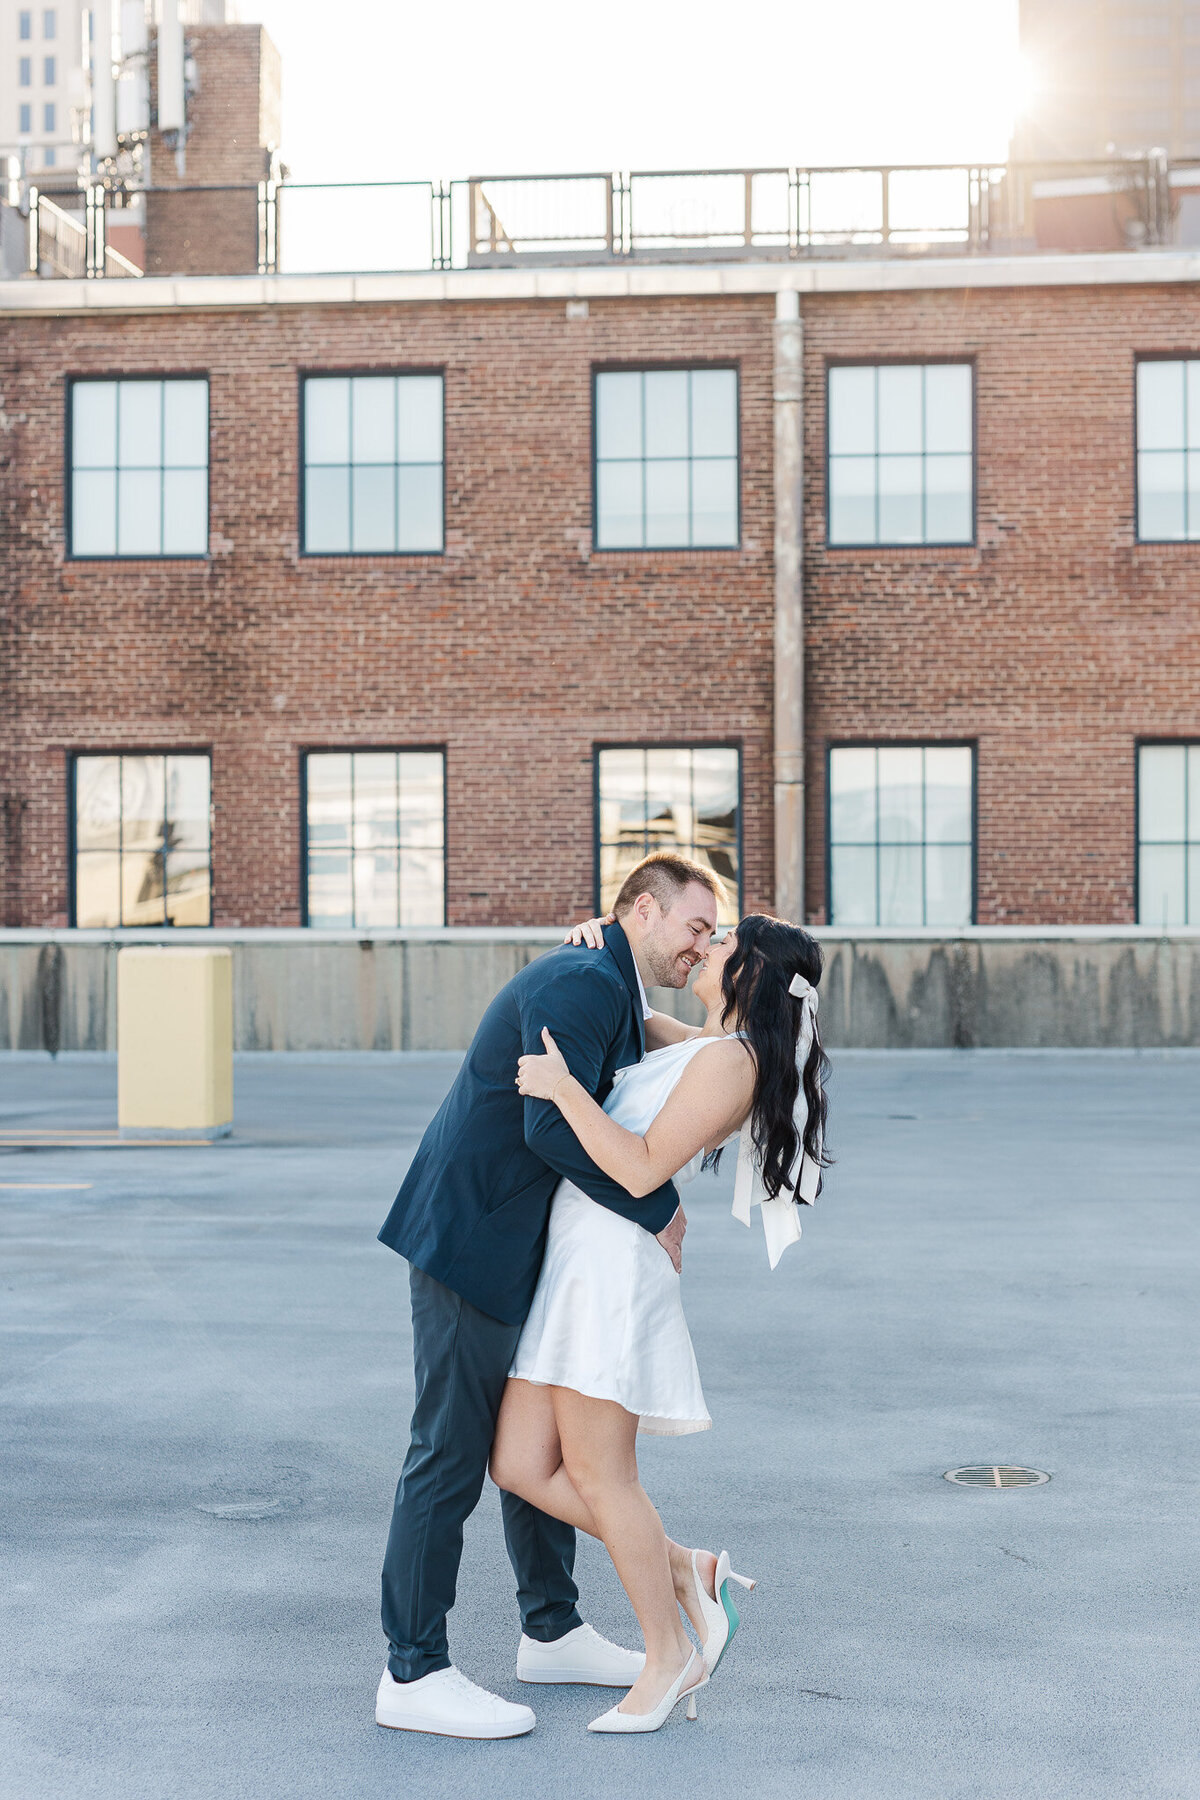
[69,378,209,557]
[302,374,444,554]
[594,368,738,549]
[1136,360,1200,540]
[1138,742,1199,925]
[72,753,211,927]
[828,744,973,927]
[596,746,740,925]
[827,363,973,546]
[304,751,446,927]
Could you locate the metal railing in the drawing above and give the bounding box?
[7,155,1194,279]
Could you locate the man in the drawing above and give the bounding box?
[375,851,723,1738]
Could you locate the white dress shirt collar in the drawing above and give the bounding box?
[631,954,654,1023]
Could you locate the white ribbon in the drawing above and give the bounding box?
[731,970,823,1269]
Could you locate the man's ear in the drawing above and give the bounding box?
[631,891,657,929]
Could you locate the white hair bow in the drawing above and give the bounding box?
[731,970,823,1269]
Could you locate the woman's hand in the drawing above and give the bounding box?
[563,912,615,948]
[516,1027,573,1102]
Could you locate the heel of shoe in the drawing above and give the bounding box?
[686,1690,699,1721]
[728,1571,756,1591]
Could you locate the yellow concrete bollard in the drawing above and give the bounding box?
[117,947,233,1140]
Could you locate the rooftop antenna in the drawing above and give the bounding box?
[158,0,186,173]
[92,0,118,161]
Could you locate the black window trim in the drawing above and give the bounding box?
[298,744,449,928]
[591,360,743,554]
[823,355,978,552]
[65,371,212,563]
[592,739,744,919]
[1131,351,1200,545]
[824,737,978,927]
[297,366,447,560]
[67,746,214,929]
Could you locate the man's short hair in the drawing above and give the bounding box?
[612,850,727,919]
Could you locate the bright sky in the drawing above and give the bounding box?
[251,0,1025,184]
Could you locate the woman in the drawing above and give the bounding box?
[488,912,830,1734]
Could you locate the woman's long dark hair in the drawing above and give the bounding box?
[712,913,831,1201]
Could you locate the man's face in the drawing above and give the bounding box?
[641,882,720,989]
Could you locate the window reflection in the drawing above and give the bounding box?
[304,751,446,927]
[73,753,211,926]
[597,746,739,924]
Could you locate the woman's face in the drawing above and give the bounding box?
[692,928,737,1011]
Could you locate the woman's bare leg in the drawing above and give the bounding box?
[491,1378,721,1646]
[551,1386,699,1715]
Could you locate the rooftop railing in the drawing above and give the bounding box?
[6,155,1195,279]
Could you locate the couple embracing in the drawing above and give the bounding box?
[375,850,830,1738]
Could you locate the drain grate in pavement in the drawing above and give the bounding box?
[944,1465,1049,1488]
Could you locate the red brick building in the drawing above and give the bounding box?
[2,252,1199,935]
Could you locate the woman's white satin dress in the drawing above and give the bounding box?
[509,1036,721,1437]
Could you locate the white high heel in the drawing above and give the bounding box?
[686,1549,757,1676]
[586,1649,706,1733]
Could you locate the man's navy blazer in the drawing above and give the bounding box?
[377,920,680,1326]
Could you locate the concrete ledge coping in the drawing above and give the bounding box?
[2,925,1199,946]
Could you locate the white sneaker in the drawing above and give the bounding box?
[516,1622,645,1687]
[375,1664,536,1739]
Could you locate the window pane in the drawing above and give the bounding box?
[645,746,692,843]
[598,748,648,841]
[351,376,396,463]
[122,850,165,925]
[305,377,350,464]
[828,455,876,544]
[1187,451,1200,539]
[1190,746,1200,839]
[162,380,208,468]
[829,367,875,455]
[75,755,121,849]
[924,364,972,453]
[830,747,877,843]
[645,460,690,546]
[924,747,973,841]
[1137,360,1184,450]
[596,372,642,460]
[165,852,211,926]
[596,460,643,547]
[691,458,737,546]
[1190,845,1200,926]
[925,455,973,542]
[1137,451,1186,539]
[879,843,923,925]
[925,842,972,927]
[1187,362,1200,451]
[118,381,162,467]
[690,369,737,456]
[74,851,120,927]
[121,756,165,850]
[877,365,922,454]
[117,469,161,555]
[1139,744,1186,840]
[1139,843,1186,926]
[351,464,397,551]
[397,375,443,463]
[397,464,443,551]
[644,370,689,458]
[878,746,924,843]
[72,382,117,468]
[353,751,398,845]
[162,468,207,553]
[306,753,352,845]
[166,755,210,851]
[878,455,923,543]
[831,844,877,925]
[307,852,353,926]
[692,747,739,833]
[399,849,445,925]
[305,465,350,551]
[72,469,116,554]
[399,753,445,846]
[354,848,399,927]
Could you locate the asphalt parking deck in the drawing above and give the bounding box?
[2,1049,1198,1800]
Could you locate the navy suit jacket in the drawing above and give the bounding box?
[377,920,680,1326]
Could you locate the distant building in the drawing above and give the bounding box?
[1015,0,1200,161]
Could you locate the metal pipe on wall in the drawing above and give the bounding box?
[772,288,805,923]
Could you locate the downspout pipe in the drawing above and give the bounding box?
[772,289,805,923]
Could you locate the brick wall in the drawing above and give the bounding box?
[2,279,1198,930]
[0,296,777,927]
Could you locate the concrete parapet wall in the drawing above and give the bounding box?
[2,929,1199,1054]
